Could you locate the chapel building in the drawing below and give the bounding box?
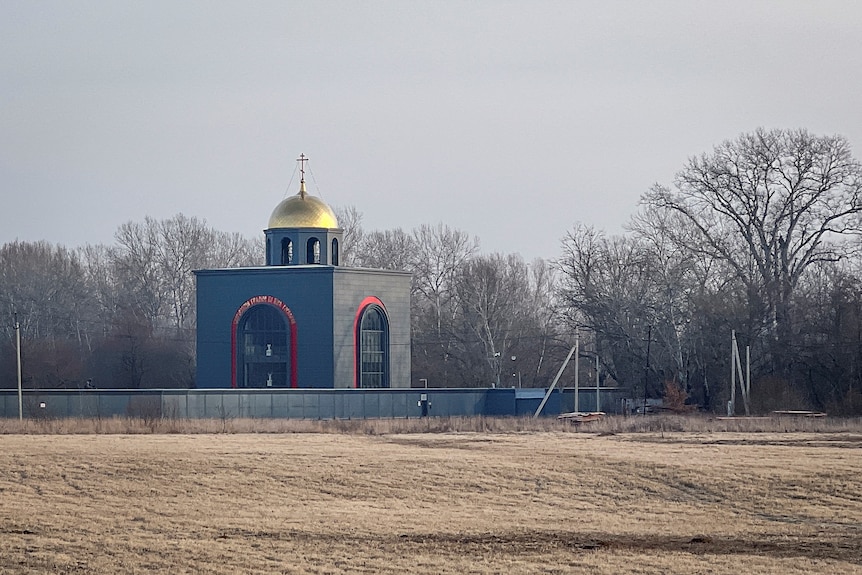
[194,158,411,388]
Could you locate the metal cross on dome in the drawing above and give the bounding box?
[297,153,308,181]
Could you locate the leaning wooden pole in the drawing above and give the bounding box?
[730,330,737,416]
[534,346,577,418]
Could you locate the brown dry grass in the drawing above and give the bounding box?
[1,423,861,574]
[1,413,860,435]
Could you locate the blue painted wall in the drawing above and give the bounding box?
[195,266,335,388]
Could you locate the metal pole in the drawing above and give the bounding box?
[745,345,751,416]
[15,313,23,420]
[596,352,601,413]
[730,330,736,416]
[574,329,580,413]
[643,325,651,415]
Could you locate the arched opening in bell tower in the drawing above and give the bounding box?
[307,237,321,264]
[281,238,293,265]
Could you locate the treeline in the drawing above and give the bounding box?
[558,128,862,415]
[2,128,862,414]
[0,216,261,389]
[335,218,565,389]
[0,218,565,389]
[0,216,566,392]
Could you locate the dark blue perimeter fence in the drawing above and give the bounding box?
[0,387,628,420]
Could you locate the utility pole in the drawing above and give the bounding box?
[574,329,579,413]
[596,351,601,413]
[14,313,23,420]
[643,325,651,416]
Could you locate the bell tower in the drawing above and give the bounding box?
[264,154,343,266]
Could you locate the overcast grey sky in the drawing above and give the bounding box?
[2,1,861,261]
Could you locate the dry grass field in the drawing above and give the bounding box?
[1,419,861,574]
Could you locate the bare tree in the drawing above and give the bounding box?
[209,231,262,269]
[333,205,364,267]
[156,214,212,331]
[113,217,166,330]
[525,258,564,385]
[79,243,120,342]
[644,128,862,372]
[103,214,261,387]
[558,225,656,390]
[410,224,479,386]
[451,254,527,386]
[558,223,719,401]
[112,214,261,332]
[450,253,566,388]
[0,215,261,389]
[355,228,417,272]
[0,241,94,388]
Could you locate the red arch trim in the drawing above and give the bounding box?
[231,295,298,388]
[353,296,387,388]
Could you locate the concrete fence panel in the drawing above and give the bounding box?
[0,387,629,420]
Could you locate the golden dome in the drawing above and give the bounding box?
[267,181,339,229]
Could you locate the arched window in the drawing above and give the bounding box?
[307,238,320,264]
[281,238,293,265]
[266,237,272,264]
[237,305,290,388]
[357,305,389,388]
[331,238,339,266]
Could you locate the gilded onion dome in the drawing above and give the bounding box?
[267,180,339,229]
